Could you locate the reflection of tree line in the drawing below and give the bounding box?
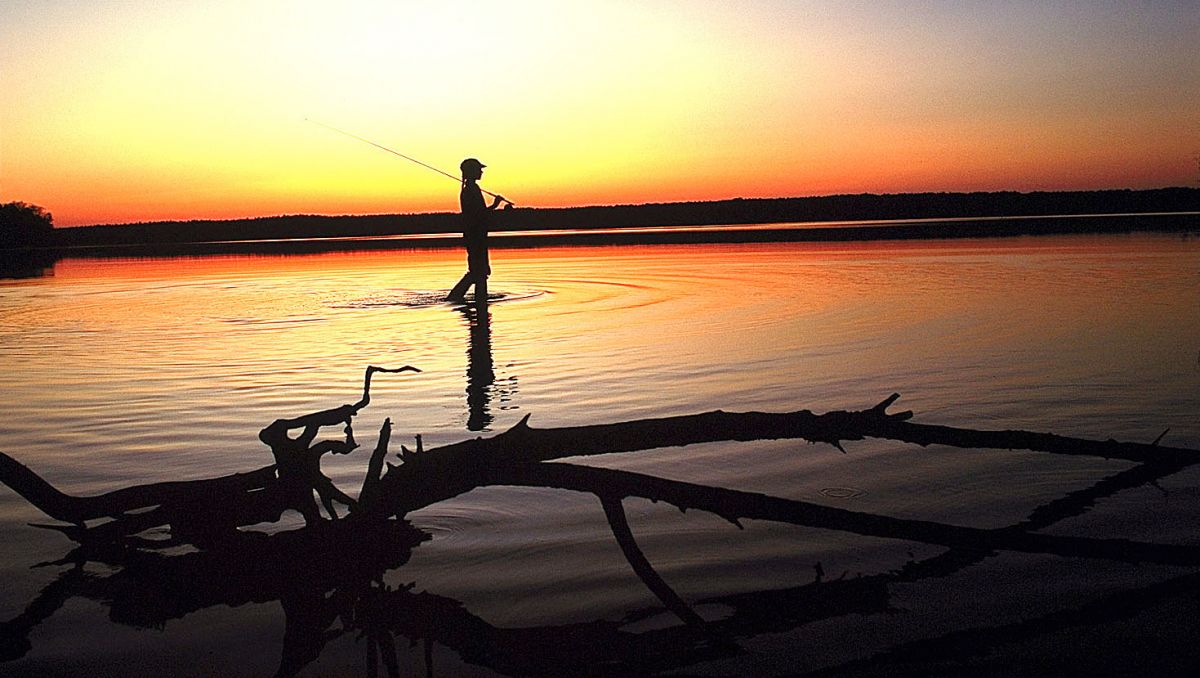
[2,368,1200,675]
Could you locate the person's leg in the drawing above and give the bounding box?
[447,272,472,301]
[474,273,488,301]
[467,244,489,301]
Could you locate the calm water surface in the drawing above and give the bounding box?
[1,233,1198,675]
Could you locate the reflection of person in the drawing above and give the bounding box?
[461,301,495,431]
[447,158,506,302]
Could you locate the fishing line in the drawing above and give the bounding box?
[306,118,513,205]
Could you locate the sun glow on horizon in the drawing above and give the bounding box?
[2,0,1197,226]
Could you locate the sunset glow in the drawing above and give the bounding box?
[2,0,1197,226]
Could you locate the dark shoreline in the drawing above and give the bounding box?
[4,189,1199,266]
[33,211,1200,259]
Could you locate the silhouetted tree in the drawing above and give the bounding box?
[0,201,54,249]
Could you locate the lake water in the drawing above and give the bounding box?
[1,232,1199,676]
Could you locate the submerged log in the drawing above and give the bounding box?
[359,395,1200,519]
[495,462,1200,567]
[6,400,1189,535]
[0,373,1196,568]
[0,453,275,526]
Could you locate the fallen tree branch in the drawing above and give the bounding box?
[363,395,1199,519]
[2,390,1197,553]
[862,417,1198,465]
[258,365,419,524]
[491,462,1200,567]
[0,453,275,526]
[600,495,706,628]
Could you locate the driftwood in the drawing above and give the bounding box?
[0,368,1196,563]
[1,367,1199,676]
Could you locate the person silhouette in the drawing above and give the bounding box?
[447,158,506,302]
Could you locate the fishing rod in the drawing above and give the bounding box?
[306,118,514,206]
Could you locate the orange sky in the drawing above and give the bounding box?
[2,1,1197,226]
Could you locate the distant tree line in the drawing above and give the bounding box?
[44,187,1200,250]
[492,188,1200,231]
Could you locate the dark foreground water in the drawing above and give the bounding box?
[1,232,1199,676]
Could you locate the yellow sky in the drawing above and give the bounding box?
[2,0,1197,226]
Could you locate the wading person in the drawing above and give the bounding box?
[447,158,506,302]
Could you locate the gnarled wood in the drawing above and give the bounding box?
[258,365,419,524]
[1,384,1196,561]
[360,395,1199,520]
[0,453,275,525]
[492,462,1200,567]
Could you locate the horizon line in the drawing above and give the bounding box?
[58,185,1200,230]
